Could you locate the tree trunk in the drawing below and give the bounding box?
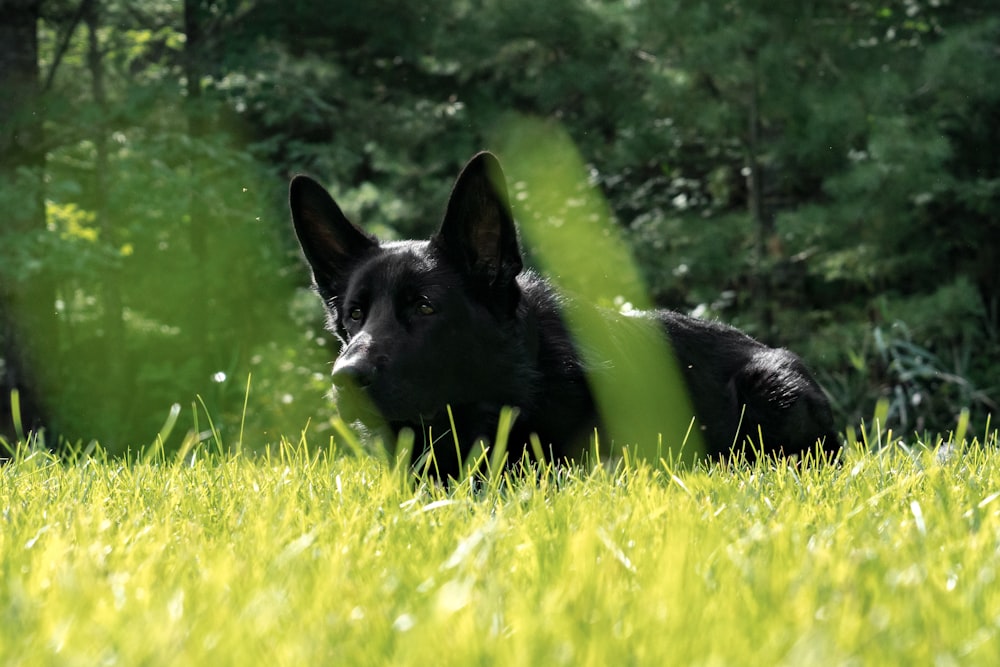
[184,0,210,384]
[745,53,775,340]
[86,0,127,437]
[0,0,57,445]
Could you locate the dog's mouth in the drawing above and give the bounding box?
[332,382,383,424]
[333,380,444,427]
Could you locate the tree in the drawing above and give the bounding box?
[615,0,999,430]
[0,0,54,443]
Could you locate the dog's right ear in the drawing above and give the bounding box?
[289,175,377,296]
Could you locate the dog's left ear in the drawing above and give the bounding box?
[433,152,523,288]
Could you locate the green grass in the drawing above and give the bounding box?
[1,431,999,665]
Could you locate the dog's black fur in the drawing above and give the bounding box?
[290,152,838,477]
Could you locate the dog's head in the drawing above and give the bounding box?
[289,152,530,424]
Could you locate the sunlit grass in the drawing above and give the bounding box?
[1,427,999,665]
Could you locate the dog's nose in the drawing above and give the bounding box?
[332,356,377,389]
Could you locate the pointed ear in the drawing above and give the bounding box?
[289,175,377,296]
[432,152,523,287]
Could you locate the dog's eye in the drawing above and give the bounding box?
[417,300,435,316]
[348,307,364,322]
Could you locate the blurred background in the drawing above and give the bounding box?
[1,0,997,455]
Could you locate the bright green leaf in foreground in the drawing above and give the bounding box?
[494,115,705,464]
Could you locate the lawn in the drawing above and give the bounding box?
[1,428,999,665]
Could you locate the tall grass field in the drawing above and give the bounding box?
[1,424,999,665]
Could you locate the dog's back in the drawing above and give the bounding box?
[656,309,837,457]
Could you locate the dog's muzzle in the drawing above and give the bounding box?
[332,333,379,389]
[332,354,377,389]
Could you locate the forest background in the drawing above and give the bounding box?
[1,0,997,455]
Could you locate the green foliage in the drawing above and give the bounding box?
[1,0,998,449]
[1,437,1000,664]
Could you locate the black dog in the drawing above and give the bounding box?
[290,152,837,477]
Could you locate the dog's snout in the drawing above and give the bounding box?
[332,332,381,389]
[332,355,377,389]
